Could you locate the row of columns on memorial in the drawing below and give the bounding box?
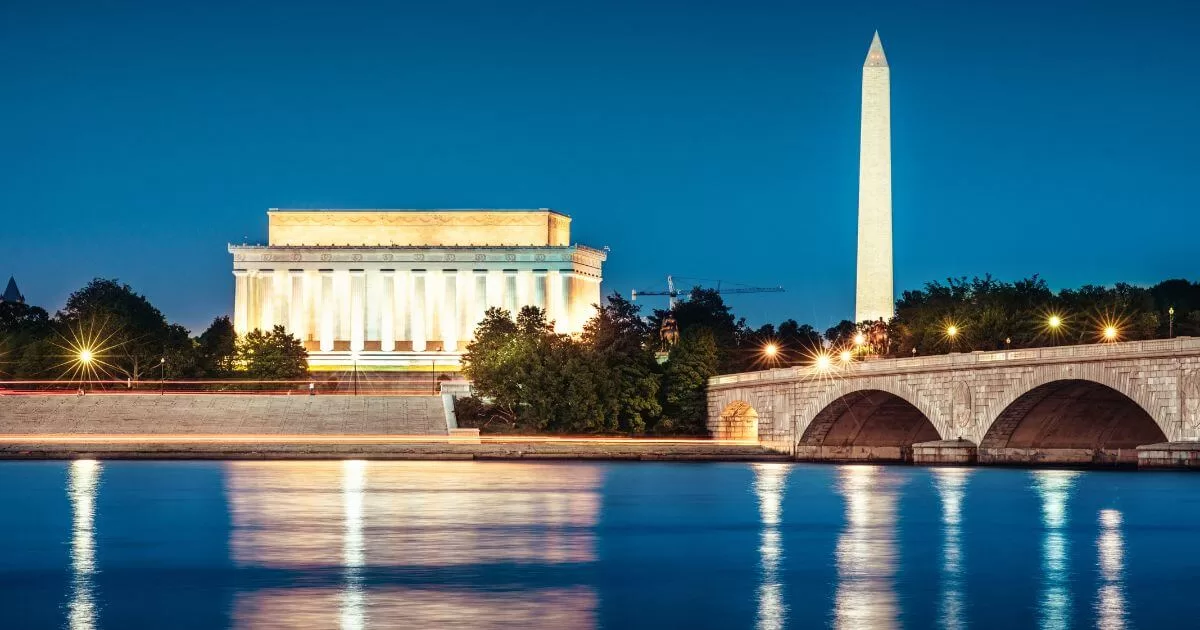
[232,268,597,353]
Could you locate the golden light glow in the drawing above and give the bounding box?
[50,317,126,383]
[815,353,833,371]
[839,350,853,363]
[853,333,866,346]
[763,343,778,358]
[1103,325,1118,341]
[1048,315,1062,329]
[946,325,958,338]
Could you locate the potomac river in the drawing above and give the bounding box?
[1,460,1198,628]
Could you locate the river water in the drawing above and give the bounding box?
[1,461,1198,629]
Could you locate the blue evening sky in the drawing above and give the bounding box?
[3,0,1197,333]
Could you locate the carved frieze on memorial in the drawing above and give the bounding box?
[414,253,425,261]
[475,254,486,261]
[320,254,333,262]
[351,254,363,262]
[505,254,517,262]
[291,253,302,262]
[382,253,393,261]
[535,253,546,262]
[446,254,456,261]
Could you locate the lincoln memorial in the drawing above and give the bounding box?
[228,209,605,368]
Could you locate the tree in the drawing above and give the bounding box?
[0,301,52,377]
[196,316,237,377]
[57,278,191,380]
[582,293,661,433]
[659,328,719,435]
[236,326,308,379]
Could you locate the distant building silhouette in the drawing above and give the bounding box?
[1,276,23,303]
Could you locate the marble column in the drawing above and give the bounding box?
[289,270,305,341]
[337,271,351,344]
[533,270,548,311]
[411,270,427,352]
[258,270,275,331]
[380,270,395,352]
[473,270,488,336]
[349,270,366,353]
[559,270,575,333]
[394,270,410,345]
[319,270,335,352]
[442,270,459,353]
[503,270,519,314]
[233,270,249,335]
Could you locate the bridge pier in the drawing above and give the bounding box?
[1137,442,1200,469]
[912,439,976,465]
[794,445,911,463]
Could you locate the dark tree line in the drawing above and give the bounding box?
[0,278,307,381]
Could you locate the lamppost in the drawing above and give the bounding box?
[1005,337,1011,350]
[351,353,359,396]
[1169,306,1175,338]
[431,356,437,395]
[159,357,166,395]
[1103,325,1119,343]
[946,324,959,353]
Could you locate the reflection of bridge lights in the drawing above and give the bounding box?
[834,465,901,630]
[1033,470,1080,630]
[753,463,788,630]
[933,468,970,630]
[341,460,367,630]
[1096,509,1126,630]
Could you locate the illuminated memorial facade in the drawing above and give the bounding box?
[228,209,605,368]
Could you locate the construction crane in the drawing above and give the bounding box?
[632,275,785,310]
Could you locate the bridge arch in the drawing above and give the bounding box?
[796,380,945,461]
[798,378,948,442]
[715,400,759,440]
[980,373,1169,465]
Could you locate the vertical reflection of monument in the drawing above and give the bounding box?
[67,460,100,630]
[1032,470,1080,630]
[1096,509,1126,630]
[834,465,901,630]
[340,461,366,630]
[752,463,788,630]
[226,461,601,628]
[932,468,969,630]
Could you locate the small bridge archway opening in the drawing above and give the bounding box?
[798,389,941,462]
[980,379,1168,465]
[716,400,759,440]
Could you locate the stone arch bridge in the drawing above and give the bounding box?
[707,338,1200,467]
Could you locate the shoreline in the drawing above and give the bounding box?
[0,436,788,462]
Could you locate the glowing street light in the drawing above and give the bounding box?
[1103,325,1119,342]
[814,353,832,371]
[853,333,866,347]
[78,350,94,365]
[839,350,853,363]
[763,343,778,359]
[946,325,958,338]
[1047,315,1062,330]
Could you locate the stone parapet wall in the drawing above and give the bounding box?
[0,394,449,435]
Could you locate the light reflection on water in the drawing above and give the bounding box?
[23,461,1162,628]
[1096,508,1126,629]
[1033,469,1080,630]
[67,459,100,630]
[753,463,788,630]
[834,465,903,630]
[932,468,970,630]
[226,461,601,628]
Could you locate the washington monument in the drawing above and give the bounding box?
[855,31,894,323]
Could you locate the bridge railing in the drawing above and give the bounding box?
[709,336,1200,387]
